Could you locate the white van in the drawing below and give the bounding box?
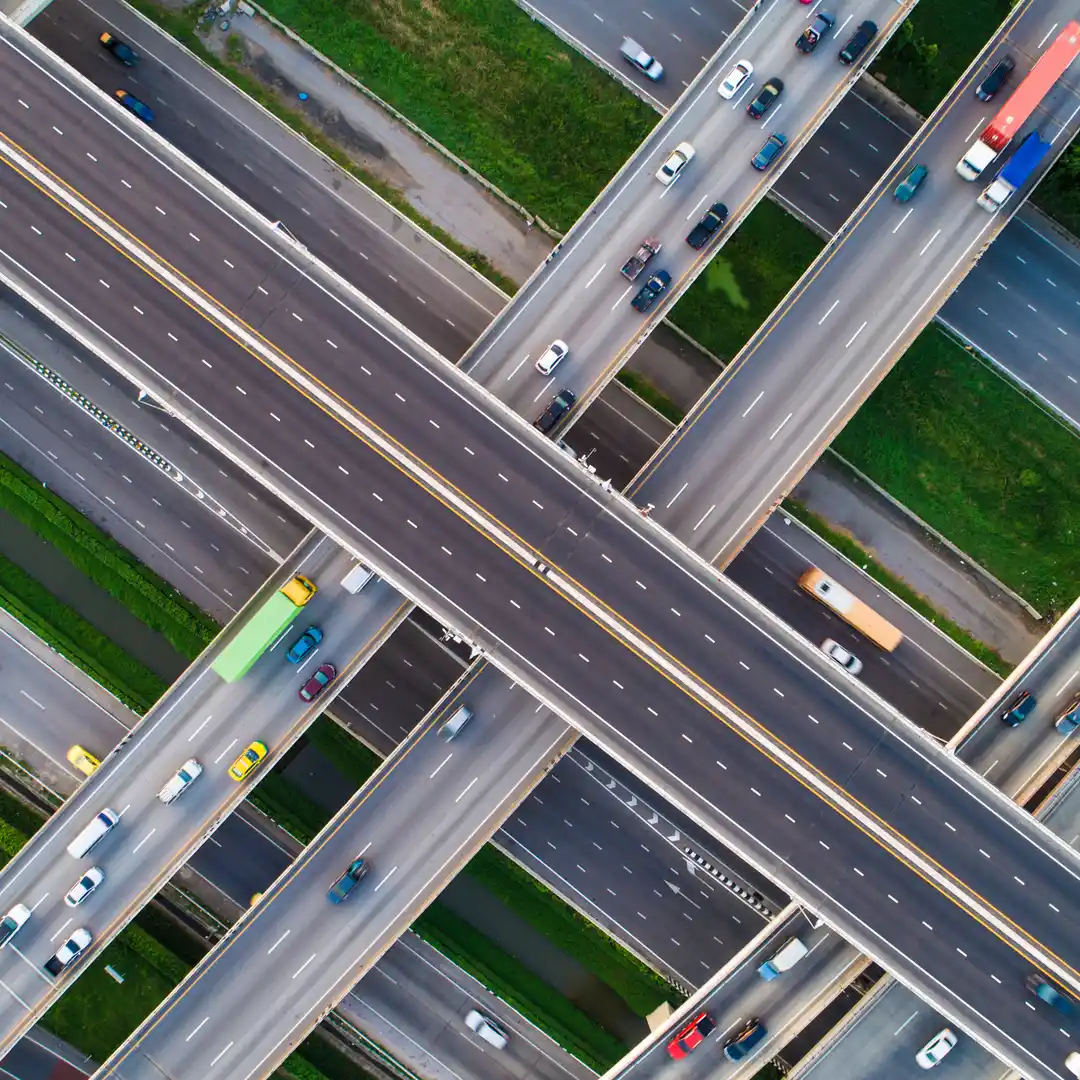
[757,936,808,980]
[439,704,473,741]
[341,562,374,594]
[157,759,203,805]
[67,809,120,859]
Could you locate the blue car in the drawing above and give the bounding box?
[114,89,154,124]
[99,32,138,66]
[752,133,787,171]
[1000,689,1035,727]
[286,626,323,664]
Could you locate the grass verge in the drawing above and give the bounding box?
[782,498,1012,676]
[0,450,218,659]
[833,326,1080,615]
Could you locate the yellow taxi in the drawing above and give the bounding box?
[228,741,268,782]
[66,745,100,777]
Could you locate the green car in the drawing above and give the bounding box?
[894,164,928,202]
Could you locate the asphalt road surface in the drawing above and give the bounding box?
[100,669,576,1080]
[1,26,1079,1076]
[632,0,1080,564]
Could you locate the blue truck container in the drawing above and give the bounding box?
[977,132,1052,211]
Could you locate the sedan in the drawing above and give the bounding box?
[718,59,753,99]
[300,662,337,702]
[286,626,323,664]
[751,132,787,170]
[114,89,154,124]
[667,1011,716,1059]
[229,740,268,782]
[747,78,783,119]
[535,339,569,376]
[655,142,695,185]
[820,639,862,675]
[66,745,100,777]
[1027,973,1075,1015]
[65,867,105,908]
[99,31,138,65]
[915,1028,957,1069]
[465,1010,509,1050]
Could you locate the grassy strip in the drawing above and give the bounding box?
[833,326,1080,615]
[305,718,381,788]
[413,903,625,1072]
[0,552,166,712]
[616,371,684,426]
[127,0,518,295]
[0,450,217,658]
[250,0,657,231]
[782,498,1012,677]
[464,845,676,1017]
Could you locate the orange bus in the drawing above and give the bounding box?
[798,568,903,652]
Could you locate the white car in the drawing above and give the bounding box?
[44,928,92,976]
[465,1009,509,1050]
[821,638,863,675]
[655,142,695,186]
[718,59,754,99]
[535,340,569,376]
[0,904,30,948]
[65,866,106,907]
[916,1028,958,1069]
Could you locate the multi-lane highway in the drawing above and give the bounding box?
[2,25,1079,1075]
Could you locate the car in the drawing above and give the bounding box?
[656,142,695,185]
[286,625,323,664]
[796,12,836,52]
[686,202,728,249]
[99,31,138,66]
[534,389,576,435]
[723,1019,767,1062]
[0,904,31,948]
[465,1009,509,1050]
[1027,973,1075,1015]
[718,60,754,99]
[747,78,784,119]
[620,38,664,81]
[820,639,863,675]
[895,163,928,202]
[1000,689,1036,727]
[328,858,370,902]
[1056,694,1080,735]
[64,867,105,908]
[44,928,92,976]
[114,89,155,124]
[839,20,878,64]
[751,133,787,171]
[915,1028,957,1069]
[299,662,337,702]
[976,55,1015,101]
[666,1011,716,1059]
[630,270,672,313]
[66,745,100,777]
[1068,1052,1080,1078]
[535,340,569,376]
[229,740,268,782]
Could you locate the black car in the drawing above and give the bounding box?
[686,202,728,249]
[796,12,836,53]
[747,78,783,119]
[534,389,576,435]
[839,20,877,64]
[976,55,1015,101]
[99,31,138,66]
[1000,689,1036,727]
[630,270,672,313]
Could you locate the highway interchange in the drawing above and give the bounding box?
[0,0,1075,1075]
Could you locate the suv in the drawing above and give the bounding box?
[895,163,928,202]
[631,270,671,313]
[620,37,663,81]
[797,12,835,52]
[1000,689,1036,727]
[534,389,576,435]
[839,20,877,64]
[976,56,1015,101]
[45,929,92,976]
[724,1019,767,1062]
[328,858,369,902]
[747,78,783,119]
[686,202,728,249]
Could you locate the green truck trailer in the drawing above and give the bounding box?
[212,575,316,682]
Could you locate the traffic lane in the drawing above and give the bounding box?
[798,979,1005,1080]
[9,166,1080,1029]
[104,675,575,1080]
[345,933,595,1080]
[0,1031,90,1079]
[0,344,270,617]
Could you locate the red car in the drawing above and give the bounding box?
[299,663,336,702]
[667,1011,716,1059]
